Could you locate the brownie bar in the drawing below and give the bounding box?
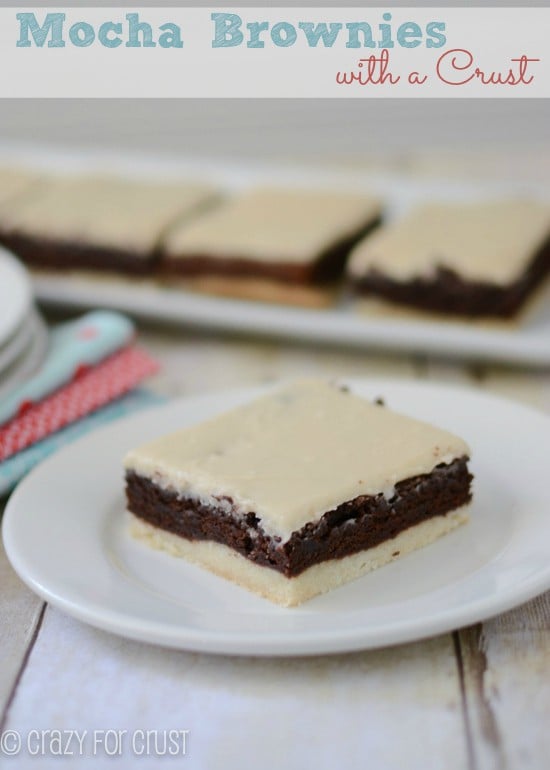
[162,188,383,288]
[125,456,472,578]
[124,380,472,604]
[0,175,219,274]
[347,199,550,318]
[162,216,381,285]
[353,233,550,318]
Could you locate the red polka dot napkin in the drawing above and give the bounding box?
[0,346,158,462]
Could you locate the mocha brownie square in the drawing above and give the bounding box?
[347,199,550,318]
[161,188,382,293]
[124,380,473,606]
[0,174,219,274]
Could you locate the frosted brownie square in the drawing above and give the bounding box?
[124,380,473,606]
[347,200,550,318]
[161,188,382,288]
[0,175,219,274]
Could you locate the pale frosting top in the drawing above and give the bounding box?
[124,380,470,542]
[0,175,219,255]
[164,188,382,265]
[0,168,40,208]
[348,199,550,286]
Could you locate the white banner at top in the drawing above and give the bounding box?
[1,7,548,97]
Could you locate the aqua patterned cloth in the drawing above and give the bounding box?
[0,389,164,497]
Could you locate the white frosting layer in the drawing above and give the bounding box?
[124,380,470,542]
[0,175,218,255]
[164,188,382,265]
[348,199,550,286]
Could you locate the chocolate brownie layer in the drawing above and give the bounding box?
[0,233,156,274]
[352,233,550,318]
[125,456,472,578]
[162,217,382,285]
[4,218,381,281]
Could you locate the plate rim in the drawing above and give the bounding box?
[3,378,550,656]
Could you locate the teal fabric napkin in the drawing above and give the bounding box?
[0,310,135,427]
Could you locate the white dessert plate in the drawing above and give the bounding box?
[3,379,550,656]
[0,248,32,351]
[0,143,548,368]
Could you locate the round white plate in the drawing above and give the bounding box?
[0,311,49,402]
[3,380,550,656]
[0,248,32,350]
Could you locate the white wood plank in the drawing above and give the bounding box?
[457,368,550,770]
[415,359,474,387]
[2,606,469,770]
[139,327,420,399]
[0,505,44,725]
[459,593,550,770]
[419,362,550,769]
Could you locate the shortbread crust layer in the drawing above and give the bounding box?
[129,506,470,607]
[125,456,472,579]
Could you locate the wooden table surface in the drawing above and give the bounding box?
[0,157,549,770]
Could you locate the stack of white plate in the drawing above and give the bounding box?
[0,247,48,403]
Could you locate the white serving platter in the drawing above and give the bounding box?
[1,144,549,367]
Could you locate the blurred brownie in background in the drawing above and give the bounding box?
[347,199,550,318]
[161,188,382,306]
[0,174,220,274]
